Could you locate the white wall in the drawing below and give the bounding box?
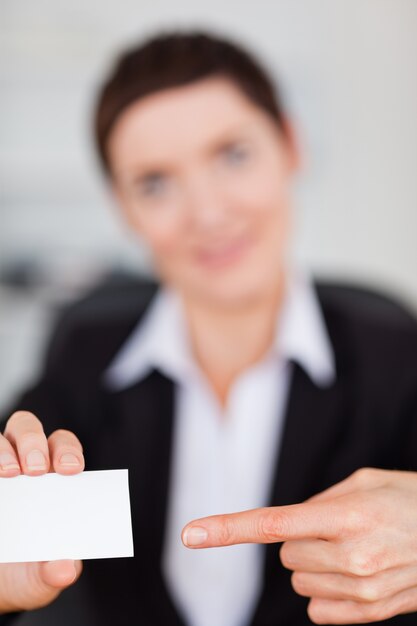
[1,0,416,408]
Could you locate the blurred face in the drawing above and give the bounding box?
[107,76,299,309]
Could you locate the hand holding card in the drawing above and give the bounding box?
[0,411,132,615]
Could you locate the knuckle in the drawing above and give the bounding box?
[355,577,382,602]
[4,411,38,433]
[217,517,235,546]
[355,601,390,623]
[259,509,290,542]
[352,467,383,487]
[50,429,83,451]
[52,428,76,439]
[355,466,375,479]
[345,549,382,577]
[352,467,374,485]
[19,431,46,449]
[340,496,386,540]
[342,504,369,535]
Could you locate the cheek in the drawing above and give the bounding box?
[134,215,186,265]
[232,155,292,222]
[238,168,292,264]
[236,176,291,243]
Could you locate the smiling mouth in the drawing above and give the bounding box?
[195,236,252,269]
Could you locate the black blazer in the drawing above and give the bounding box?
[1,275,417,626]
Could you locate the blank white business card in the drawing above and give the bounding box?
[0,469,134,563]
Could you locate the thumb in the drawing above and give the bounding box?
[0,560,82,612]
[39,559,82,589]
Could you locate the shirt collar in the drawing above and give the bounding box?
[103,269,335,391]
[273,269,335,386]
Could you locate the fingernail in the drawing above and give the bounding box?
[0,453,20,471]
[59,453,80,467]
[183,526,208,547]
[26,449,47,470]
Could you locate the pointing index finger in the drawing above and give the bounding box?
[182,501,347,549]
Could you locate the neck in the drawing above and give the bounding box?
[181,275,285,408]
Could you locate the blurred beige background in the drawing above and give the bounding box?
[1,0,416,410]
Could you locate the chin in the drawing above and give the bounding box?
[164,252,284,309]
[189,271,279,310]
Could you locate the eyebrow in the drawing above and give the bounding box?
[117,124,255,183]
[205,125,254,156]
[129,168,171,187]
[115,166,171,186]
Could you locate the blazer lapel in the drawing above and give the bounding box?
[85,370,185,626]
[251,361,349,625]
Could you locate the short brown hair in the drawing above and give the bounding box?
[94,30,286,175]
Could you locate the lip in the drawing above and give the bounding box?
[194,235,252,270]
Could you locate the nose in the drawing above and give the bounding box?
[183,170,231,233]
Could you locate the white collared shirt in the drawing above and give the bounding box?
[105,270,335,626]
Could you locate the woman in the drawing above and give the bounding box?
[1,31,417,626]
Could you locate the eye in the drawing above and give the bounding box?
[221,142,250,166]
[135,173,168,198]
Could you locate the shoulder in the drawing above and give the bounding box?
[315,281,417,332]
[314,279,417,382]
[44,272,159,374]
[55,272,158,328]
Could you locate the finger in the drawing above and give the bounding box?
[0,433,21,476]
[3,411,50,475]
[48,430,85,475]
[280,539,344,574]
[307,586,417,625]
[40,559,83,588]
[182,501,348,549]
[282,535,401,579]
[292,564,417,604]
